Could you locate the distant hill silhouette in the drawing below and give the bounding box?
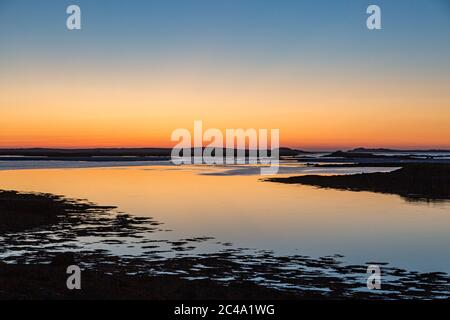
[350,147,450,153]
[0,147,304,158]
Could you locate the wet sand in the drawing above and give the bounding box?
[1,190,449,300]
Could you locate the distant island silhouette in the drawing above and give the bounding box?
[349,147,450,153]
[0,147,301,158]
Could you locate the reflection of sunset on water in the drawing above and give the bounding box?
[0,165,448,272]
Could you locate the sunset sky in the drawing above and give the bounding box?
[1,0,449,150]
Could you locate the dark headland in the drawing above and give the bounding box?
[267,163,450,201]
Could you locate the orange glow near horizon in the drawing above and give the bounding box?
[1,65,449,150]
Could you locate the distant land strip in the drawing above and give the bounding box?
[0,147,302,158]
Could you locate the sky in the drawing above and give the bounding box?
[0,0,449,150]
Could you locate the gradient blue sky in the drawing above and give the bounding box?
[0,0,449,149]
[2,0,449,71]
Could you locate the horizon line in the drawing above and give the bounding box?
[1,146,450,152]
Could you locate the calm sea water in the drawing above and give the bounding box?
[0,162,449,273]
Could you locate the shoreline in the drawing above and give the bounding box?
[266,164,450,201]
[1,190,449,299]
[0,190,298,299]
